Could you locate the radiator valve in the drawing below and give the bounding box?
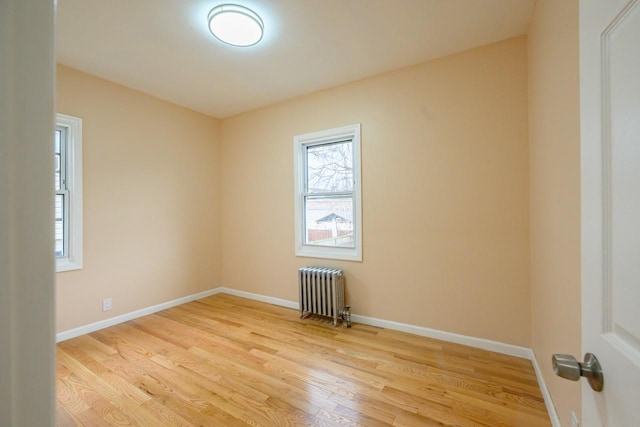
[341,305,352,328]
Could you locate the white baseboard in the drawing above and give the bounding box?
[529,349,562,427]
[56,285,560,426]
[218,287,559,425]
[56,288,222,342]
[217,287,298,310]
[350,313,532,359]
[219,287,530,359]
[57,286,528,358]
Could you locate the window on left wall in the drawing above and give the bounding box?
[55,113,83,272]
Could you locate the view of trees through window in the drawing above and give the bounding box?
[305,140,354,247]
[54,128,65,257]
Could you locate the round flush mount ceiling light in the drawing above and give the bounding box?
[208,4,264,47]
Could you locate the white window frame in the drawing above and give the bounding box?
[294,123,362,262]
[55,113,83,272]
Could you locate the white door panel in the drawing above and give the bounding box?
[581,0,640,425]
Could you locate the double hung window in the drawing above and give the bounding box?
[55,113,83,272]
[294,124,362,261]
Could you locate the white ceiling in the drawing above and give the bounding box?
[56,0,535,119]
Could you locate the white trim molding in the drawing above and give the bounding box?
[55,113,83,272]
[217,287,559,425]
[350,313,532,359]
[55,286,560,425]
[56,288,222,342]
[529,349,562,427]
[218,287,299,310]
[0,1,57,425]
[220,287,530,358]
[293,123,362,262]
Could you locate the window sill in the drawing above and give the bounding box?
[296,245,362,262]
[56,257,82,273]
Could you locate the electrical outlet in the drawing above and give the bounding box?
[102,298,112,312]
[571,411,579,427]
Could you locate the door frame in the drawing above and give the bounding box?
[0,0,57,425]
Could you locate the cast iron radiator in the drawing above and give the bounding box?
[298,267,351,327]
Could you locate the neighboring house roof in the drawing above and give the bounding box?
[316,213,350,223]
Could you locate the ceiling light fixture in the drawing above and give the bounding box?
[208,4,264,47]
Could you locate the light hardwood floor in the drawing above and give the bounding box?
[56,294,551,426]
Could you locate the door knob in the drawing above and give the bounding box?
[552,353,604,391]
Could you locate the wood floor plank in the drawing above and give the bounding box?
[57,294,551,426]
[56,401,81,427]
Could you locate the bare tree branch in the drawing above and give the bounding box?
[307,142,353,192]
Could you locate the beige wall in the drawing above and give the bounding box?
[221,37,531,346]
[56,65,221,332]
[528,0,582,425]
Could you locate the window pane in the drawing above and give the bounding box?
[54,130,61,153]
[55,194,65,257]
[305,196,354,247]
[306,141,353,193]
[54,130,62,191]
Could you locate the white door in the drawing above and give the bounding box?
[581,0,640,425]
